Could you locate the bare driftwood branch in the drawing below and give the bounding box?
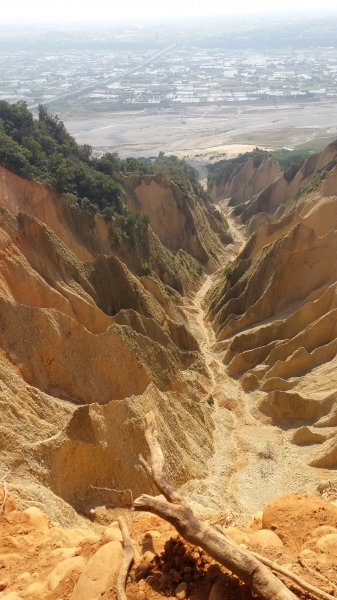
[116,516,135,600]
[297,553,337,598]
[0,470,12,520]
[249,550,336,600]
[139,412,185,506]
[133,493,296,600]
[0,481,8,520]
[214,525,337,600]
[134,411,297,600]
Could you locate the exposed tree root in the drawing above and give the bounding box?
[116,516,135,600]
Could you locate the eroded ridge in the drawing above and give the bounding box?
[207,163,337,495]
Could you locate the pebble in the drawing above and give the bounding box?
[26,582,46,595]
[143,550,156,563]
[316,533,337,555]
[135,562,150,581]
[70,541,122,600]
[48,556,86,591]
[101,527,123,544]
[23,507,49,533]
[225,527,249,546]
[175,581,188,599]
[248,529,284,549]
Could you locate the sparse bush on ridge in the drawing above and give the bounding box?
[0,100,208,223]
[206,147,316,191]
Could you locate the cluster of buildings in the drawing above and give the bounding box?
[1,40,337,109]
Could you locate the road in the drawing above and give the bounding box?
[29,43,176,110]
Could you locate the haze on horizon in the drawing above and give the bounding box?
[3,0,337,22]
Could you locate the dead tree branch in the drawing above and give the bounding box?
[139,412,185,505]
[297,553,337,598]
[214,525,336,600]
[134,411,297,600]
[0,480,8,520]
[0,469,12,520]
[116,516,135,600]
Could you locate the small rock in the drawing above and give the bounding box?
[17,572,31,581]
[225,527,249,546]
[175,581,188,599]
[133,547,142,565]
[135,562,150,581]
[61,527,100,547]
[27,582,46,595]
[143,550,156,564]
[316,533,337,555]
[301,548,317,558]
[312,525,337,538]
[70,541,122,600]
[0,581,8,591]
[245,511,263,531]
[101,527,123,544]
[48,556,86,591]
[248,529,283,549]
[0,554,20,563]
[23,507,49,533]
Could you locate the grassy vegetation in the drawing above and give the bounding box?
[207,147,315,191]
[123,151,207,200]
[288,157,337,205]
[0,100,125,214]
[207,148,267,190]
[0,100,204,222]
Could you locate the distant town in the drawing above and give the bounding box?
[1,16,337,157]
[1,16,337,113]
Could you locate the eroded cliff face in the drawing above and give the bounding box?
[210,143,337,228]
[208,161,337,472]
[239,142,337,226]
[210,154,281,209]
[0,166,224,517]
[124,172,231,271]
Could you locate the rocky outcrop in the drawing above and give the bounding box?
[124,172,231,271]
[47,384,213,510]
[0,165,221,515]
[210,154,281,208]
[0,165,203,293]
[208,161,337,469]
[237,142,337,223]
[210,142,337,227]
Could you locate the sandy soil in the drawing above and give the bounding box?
[65,100,337,159]
[178,203,327,519]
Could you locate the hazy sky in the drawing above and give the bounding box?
[3,0,337,22]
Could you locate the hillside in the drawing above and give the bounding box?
[207,150,337,482]
[1,102,337,599]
